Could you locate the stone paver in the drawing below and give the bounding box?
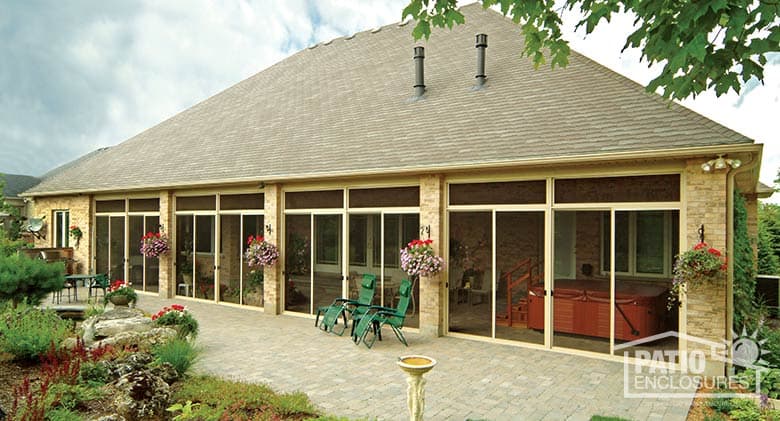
[135,295,692,421]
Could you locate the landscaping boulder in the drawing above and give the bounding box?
[82,308,152,346]
[149,362,179,385]
[95,415,126,421]
[112,370,171,421]
[95,327,176,350]
[106,352,155,379]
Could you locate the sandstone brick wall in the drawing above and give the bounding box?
[419,174,444,337]
[684,159,728,375]
[158,191,175,298]
[31,195,92,274]
[264,183,281,314]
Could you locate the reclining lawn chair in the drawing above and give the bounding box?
[314,274,376,335]
[352,279,411,348]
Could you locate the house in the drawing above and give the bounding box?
[21,4,770,373]
[1,172,39,235]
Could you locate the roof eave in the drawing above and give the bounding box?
[22,142,760,198]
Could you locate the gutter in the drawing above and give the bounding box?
[21,143,762,198]
[725,149,761,375]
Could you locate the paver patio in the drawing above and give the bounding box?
[129,293,693,421]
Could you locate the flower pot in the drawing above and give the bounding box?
[109,295,130,307]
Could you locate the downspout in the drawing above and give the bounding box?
[726,152,758,375]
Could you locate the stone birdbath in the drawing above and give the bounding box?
[397,355,437,421]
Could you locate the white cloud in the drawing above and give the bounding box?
[0,0,775,201]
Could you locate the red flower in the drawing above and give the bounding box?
[708,248,721,257]
[247,235,255,245]
[171,304,184,311]
[693,242,707,251]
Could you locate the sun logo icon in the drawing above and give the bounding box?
[731,326,771,369]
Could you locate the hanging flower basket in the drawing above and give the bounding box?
[69,225,83,249]
[245,235,279,268]
[140,232,170,258]
[668,242,727,309]
[400,239,445,277]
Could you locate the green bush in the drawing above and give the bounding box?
[47,383,104,411]
[0,303,73,360]
[152,338,200,376]
[728,398,762,421]
[78,361,110,385]
[733,190,757,328]
[0,252,64,307]
[707,395,735,414]
[45,408,84,421]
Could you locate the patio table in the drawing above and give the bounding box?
[63,273,104,303]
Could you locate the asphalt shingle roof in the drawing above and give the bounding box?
[25,4,753,196]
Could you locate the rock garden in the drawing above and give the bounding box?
[0,301,340,421]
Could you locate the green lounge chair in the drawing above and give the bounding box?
[315,274,376,335]
[352,279,411,348]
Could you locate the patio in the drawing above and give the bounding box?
[127,293,693,421]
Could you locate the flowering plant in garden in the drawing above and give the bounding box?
[400,239,445,277]
[69,225,82,240]
[104,280,137,305]
[244,235,279,268]
[140,232,170,258]
[151,304,199,339]
[668,242,727,309]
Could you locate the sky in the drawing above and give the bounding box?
[0,1,777,191]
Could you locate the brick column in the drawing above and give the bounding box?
[264,183,282,315]
[419,174,445,337]
[159,190,175,298]
[684,160,727,376]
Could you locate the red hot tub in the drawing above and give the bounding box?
[527,279,668,341]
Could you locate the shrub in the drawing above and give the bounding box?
[152,304,199,339]
[733,190,757,328]
[83,303,105,319]
[707,395,734,414]
[153,338,200,376]
[47,382,105,412]
[0,304,73,360]
[0,253,65,307]
[45,408,84,421]
[78,361,110,385]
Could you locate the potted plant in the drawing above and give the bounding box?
[151,304,199,339]
[668,242,727,308]
[104,280,138,307]
[178,256,194,285]
[140,231,170,258]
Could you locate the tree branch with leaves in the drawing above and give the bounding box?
[402,0,780,100]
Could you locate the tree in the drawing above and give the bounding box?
[758,203,780,275]
[0,253,64,307]
[0,174,25,240]
[402,0,780,100]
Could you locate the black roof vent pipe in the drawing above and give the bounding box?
[414,46,425,97]
[475,33,488,88]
